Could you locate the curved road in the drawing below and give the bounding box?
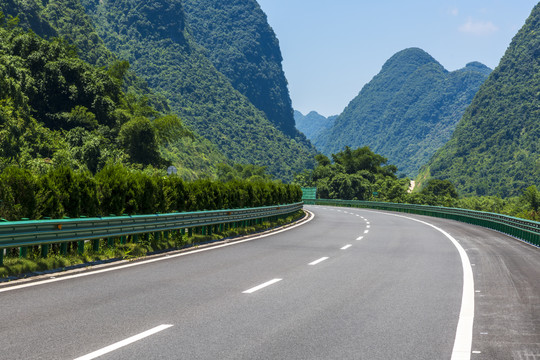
[0,206,538,359]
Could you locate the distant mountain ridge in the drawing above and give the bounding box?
[421,3,540,196]
[314,48,491,177]
[294,110,337,141]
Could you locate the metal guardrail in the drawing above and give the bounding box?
[0,202,303,265]
[304,199,540,247]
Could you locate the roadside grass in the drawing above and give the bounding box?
[0,211,305,279]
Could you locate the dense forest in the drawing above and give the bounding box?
[294,110,337,142]
[420,3,540,197]
[314,48,491,177]
[0,10,229,180]
[80,0,316,181]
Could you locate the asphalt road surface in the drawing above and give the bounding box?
[0,205,538,360]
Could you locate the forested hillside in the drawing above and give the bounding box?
[294,110,336,141]
[0,12,228,179]
[314,48,490,177]
[183,0,299,138]
[80,0,316,181]
[421,3,540,197]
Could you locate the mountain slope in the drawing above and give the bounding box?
[315,48,490,177]
[294,110,336,141]
[182,0,298,138]
[81,0,315,180]
[421,4,540,196]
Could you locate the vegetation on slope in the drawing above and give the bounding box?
[421,4,540,197]
[315,48,490,177]
[183,0,299,138]
[0,13,230,179]
[81,0,316,181]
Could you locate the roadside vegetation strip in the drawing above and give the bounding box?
[0,209,307,281]
[0,210,313,291]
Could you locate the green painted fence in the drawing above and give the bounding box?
[304,198,540,247]
[0,203,303,265]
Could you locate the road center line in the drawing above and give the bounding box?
[308,257,329,266]
[341,244,352,250]
[356,236,364,241]
[242,278,282,294]
[364,229,369,234]
[73,324,173,360]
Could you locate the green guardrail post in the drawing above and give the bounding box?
[19,246,27,259]
[188,227,193,237]
[61,242,68,255]
[134,234,139,243]
[0,249,3,266]
[41,244,49,258]
[92,239,100,252]
[107,237,114,248]
[77,241,84,255]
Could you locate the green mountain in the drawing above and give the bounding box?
[421,4,540,197]
[183,0,298,138]
[294,110,337,141]
[314,48,490,177]
[80,0,316,181]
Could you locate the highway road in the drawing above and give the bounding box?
[0,205,538,360]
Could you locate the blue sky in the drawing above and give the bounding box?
[256,0,539,117]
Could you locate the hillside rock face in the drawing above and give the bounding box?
[315,48,490,177]
[422,3,540,196]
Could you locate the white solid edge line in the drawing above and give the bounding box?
[0,210,316,293]
[341,244,352,250]
[242,278,282,294]
[367,210,474,360]
[73,324,173,360]
[308,257,329,266]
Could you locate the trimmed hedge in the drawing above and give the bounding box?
[0,164,302,220]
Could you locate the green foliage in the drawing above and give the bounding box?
[296,146,410,202]
[216,163,272,183]
[422,4,540,197]
[0,162,301,220]
[118,117,162,166]
[421,179,458,199]
[315,48,490,177]
[0,13,229,177]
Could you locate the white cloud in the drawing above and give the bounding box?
[449,8,459,16]
[459,18,498,36]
